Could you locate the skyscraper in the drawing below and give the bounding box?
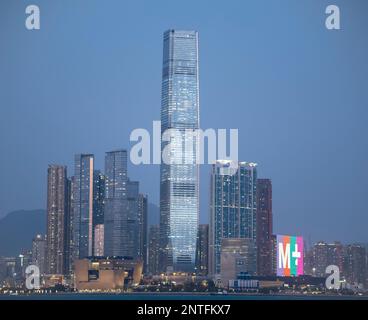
[209,160,258,277]
[256,179,273,276]
[138,194,148,273]
[160,30,200,273]
[93,170,105,255]
[196,224,209,276]
[32,234,46,275]
[104,150,132,257]
[148,225,160,275]
[93,170,105,228]
[46,165,70,275]
[73,154,94,260]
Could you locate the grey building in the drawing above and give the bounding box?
[209,160,258,277]
[104,150,139,258]
[160,30,200,273]
[220,238,257,288]
[72,154,94,260]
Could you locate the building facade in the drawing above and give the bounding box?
[73,154,94,260]
[209,160,258,276]
[46,165,70,275]
[220,238,257,288]
[196,224,209,275]
[138,194,148,273]
[148,225,160,275]
[32,234,46,275]
[256,179,273,276]
[159,30,200,273]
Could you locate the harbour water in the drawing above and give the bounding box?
[0,293,367,300]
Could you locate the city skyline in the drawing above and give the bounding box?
[1,0,368,246]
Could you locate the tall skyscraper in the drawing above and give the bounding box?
[138,194,148,273]
[256,179,273,276]
[160,30,200,273]
[93,171,105,227]
[73,154,94,260]
[209,160,258,277]
[46,165,70,275]
[196,224,209,276]
[32,234,46,275]
[93,170,105,255]
[148,225,160,275]
[104,150,132,257]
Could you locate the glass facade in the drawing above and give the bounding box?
[160,30,200,272]
[209,161,257,276]
[73,155,94,259]
[104,150,128,257]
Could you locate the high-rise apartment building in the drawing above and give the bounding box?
[46,165,70,274]
[32,234,46,275]
[209,160,258,276]
[160,29,200,273]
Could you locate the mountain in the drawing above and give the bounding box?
[0,209,46,257]
[0,203,159,257]
[148,202,159,226]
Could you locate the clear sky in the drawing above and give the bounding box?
[1,0,367,244]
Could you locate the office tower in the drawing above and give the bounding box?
[148,225,160,275]
[93,170,105,255]
[220,238,257,288]
[73,154,94,260]
[209,160,258,277]
[196,224,209,276]
[93,171,105,227]
[138,194,148,273]
[32,234,46,275]
[344,244,367,287]
[104,150,132,256]
[160,29,200,273]
[94,224,104,257]
[256,179,273,276]
[309,241,344,277]
[46,165,70,275]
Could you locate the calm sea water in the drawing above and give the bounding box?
[0,293,367,300]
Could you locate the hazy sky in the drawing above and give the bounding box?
[1,0,367,244]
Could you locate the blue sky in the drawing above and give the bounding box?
[0,0,367,243]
